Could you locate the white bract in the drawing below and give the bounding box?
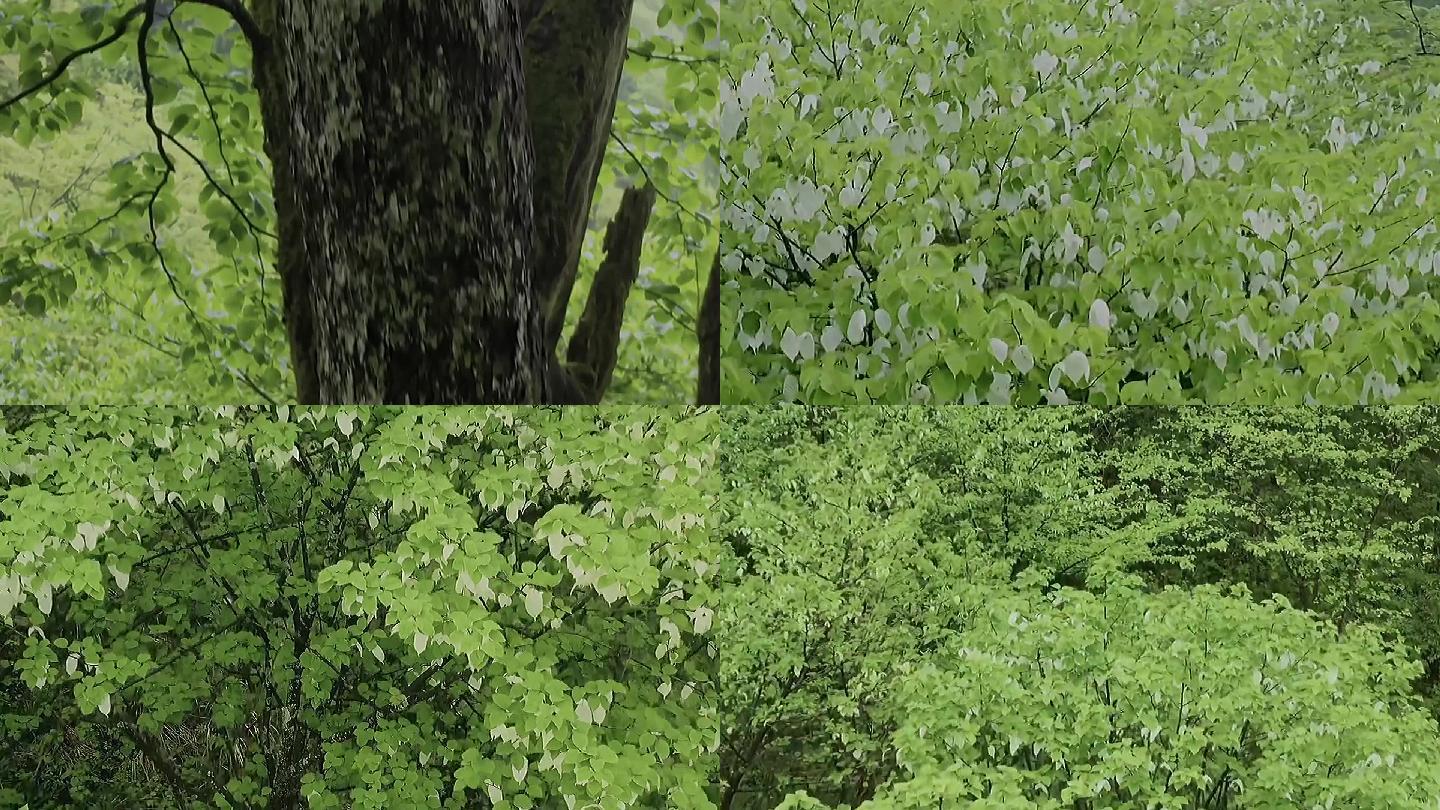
[1089,299,1112,331]
[1322,312,1341,337]
[814,228,846,261]
[1012,345,1035,374]
[1179,114,1208,149]
[723,0,1440,404]
[781,328,815,361]
[1061,350,1090,384]
[1087,245,1107,273]
[848,310,868,343]
[1033,50,1060,81]
[738,53,775,106]
[874,308,893,334]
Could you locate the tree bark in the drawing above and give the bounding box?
[250,0,547,403]
[564,183,655,402]
[522,0,636,353]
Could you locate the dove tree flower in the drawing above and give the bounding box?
[720,0,1440,404]
[0,407,719,809]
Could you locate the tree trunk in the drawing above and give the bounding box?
[698,251,720,404]
[522,0,636,353]
[565,184,656,402]
[250,0,547,403]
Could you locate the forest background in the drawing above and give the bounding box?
[721,407,1440,808]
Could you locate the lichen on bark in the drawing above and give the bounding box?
[251,0,545,403]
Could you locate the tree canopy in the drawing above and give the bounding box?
[0,406,719,808]
[720,0,1440,404]
[719,406,1440,808]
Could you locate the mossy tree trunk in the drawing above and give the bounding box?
[250,0,546,403]
[248,0,648,404]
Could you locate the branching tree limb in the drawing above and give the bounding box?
[0,4,146,112]
[180,0,269,57]
[112,710,242,808]
[136,0,210,336]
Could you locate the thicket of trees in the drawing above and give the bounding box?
[720,407,1440,808]
[0,407,718,808]
[720,0,1440,403]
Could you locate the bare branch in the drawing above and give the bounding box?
[626,46,718,65]
[610,131,711,226]
[228,364,280,404]
[166,16,237,187]
[158,127,276,240]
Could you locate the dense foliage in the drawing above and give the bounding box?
[1087,407,1440,677]
[0,407,719,809]
[720,0,1440,403]
[0,0,715,403]
[719,407,1440,808]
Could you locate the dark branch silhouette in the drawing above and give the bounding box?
[0,4,146,112]
[565,183,658,402]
